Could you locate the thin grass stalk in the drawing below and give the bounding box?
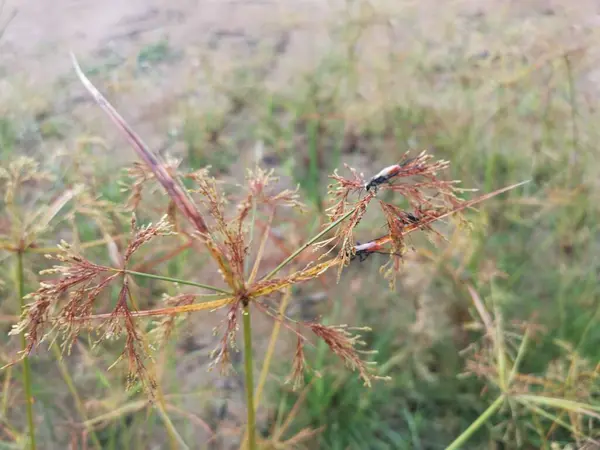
[240,287,292,449]
[495,307,508,391]
[1,366,12,417]
[242,304,257,450]
[445,395,504,450]
[262,206,357,282]
[254,287,292,405]
[50,344,102,450]
[17,251,36,450]
[507,327,531,386]
[531,412,551,450]
[71,53,210,236]
[110,269,231,294]
[84,400,149,427]
[156,405,189,450]
[127,282,189,450]
[271,380,316,442]
[517,400,599,444]
[248,211,275,285]
[0,416,19,443]
[73,296,235,321]
[16,251,36,450]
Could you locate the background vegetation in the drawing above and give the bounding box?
[1,1,599,449]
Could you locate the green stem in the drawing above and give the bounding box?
[507,327,530,386]
[262,207,357,281]
[242,304,256,450]
[17,252,36,450]
[156,405,189,450]
[445,395,504,450]
[51,344,102,450]
[111,269,231,294]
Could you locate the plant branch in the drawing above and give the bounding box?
[445,395,504,450]
[262,207,357,281]
[110,268,231,294]
[74,296,235,321]
[71,53,210,236]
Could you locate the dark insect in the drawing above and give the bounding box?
[364,165,403,192]
[350,236,396,262]
[364,158,417,192]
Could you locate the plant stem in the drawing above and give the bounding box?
[112,269,231,294]
[445,395,504,450]
[507,327,530,386]
[240,287,292,449]
[16,251,36,450]
[254,287,291,406]
[262,207,357,281]
[156,404,189,450]
[242,304,256,450]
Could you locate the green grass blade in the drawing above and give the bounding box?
[515,395,600,418]
[507,326,531,386]
[517,399,599,445]
[445,395,504,450]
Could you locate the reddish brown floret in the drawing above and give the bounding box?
[307,323,375,386]
[288,335,308,390]
[209,300,241,375]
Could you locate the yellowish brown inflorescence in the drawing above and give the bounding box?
[9,56,527,401]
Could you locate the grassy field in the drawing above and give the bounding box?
[1,1,600,449]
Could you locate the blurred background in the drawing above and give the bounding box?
[1,0,599,449]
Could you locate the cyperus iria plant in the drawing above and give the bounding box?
[7,54,526,450]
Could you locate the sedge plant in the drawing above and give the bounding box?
[0,158,106,449]
[6,54,527,449]
[445,285,600,448]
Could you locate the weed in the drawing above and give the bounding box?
[2,2,600,449]
[137,39,178,72]
[2,53,523,449]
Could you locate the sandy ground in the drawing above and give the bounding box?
[0,0,341,94]
[1,0,319,78]
[3,0,599,79]
[2,0,599,151]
